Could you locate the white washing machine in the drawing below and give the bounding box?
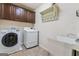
[24,28,39,48]
[0,28,23,54]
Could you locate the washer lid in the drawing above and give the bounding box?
[24,28,38,32]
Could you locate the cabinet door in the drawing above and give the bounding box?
[3,4,12,20]
[14,6,22,21]
[13,6,27,22]
[21,9,27,22]
[26,11,30,22]
[0,4,3,19]
[10,4,15,20]
[12,7,35,23]
[26,11,35,23]
[31,12,35,23]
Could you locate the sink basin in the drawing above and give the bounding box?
[57,35,78,45]
[75,39,79,43]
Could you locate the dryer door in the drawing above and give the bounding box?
[2,32,18,47]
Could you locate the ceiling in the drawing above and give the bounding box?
[22,3,43,10]
[14,3,43,11]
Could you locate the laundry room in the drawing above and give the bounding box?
[0,3,79,56]
[0,3,40,56]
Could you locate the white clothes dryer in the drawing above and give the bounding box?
[0,28,23,54]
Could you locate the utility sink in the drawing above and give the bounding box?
[75,39,79,43]
[57,35,79,45]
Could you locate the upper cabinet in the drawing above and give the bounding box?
[0,3,35,24]
[3,4,12,20]
[27,11,35,23]
[15,6,23,21]
[0,4,3,18]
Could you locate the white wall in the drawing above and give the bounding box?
[0,19,34,28]
[34,3,79,55]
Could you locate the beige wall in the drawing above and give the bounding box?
[34,3,79,55]
[0,19,34,28]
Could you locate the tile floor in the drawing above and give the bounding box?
[10,46,51,56]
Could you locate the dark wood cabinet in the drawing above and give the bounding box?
[26,11,35,23]
[14,6,22,21]
[21,9,27,22]
[0,4,3,18]
[31,12,35,23]
[10,4,15,20]
[3,4,12,20]
[0,3,35,23]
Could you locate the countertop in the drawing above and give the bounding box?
[49,35,79,51]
